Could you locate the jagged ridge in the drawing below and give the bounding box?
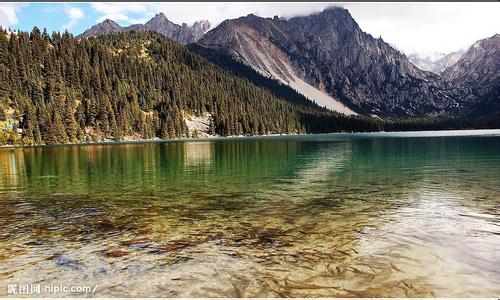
[78,13,211,45]
[196,7,464,118]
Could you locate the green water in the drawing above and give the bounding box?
[0,130,499,297]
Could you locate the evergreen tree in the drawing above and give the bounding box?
[0,29,492,146]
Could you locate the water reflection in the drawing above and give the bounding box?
[0,132,499,297]
[184,141,213,170]
[0,150,25,189]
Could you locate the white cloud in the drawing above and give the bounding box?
[87,2,500,54]
[61,6,85,31]
[0,3,25,27]
[90,2,150,23]
[88,2,334,26]
[341,3,500,54]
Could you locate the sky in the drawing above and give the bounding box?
[0,2,498,55]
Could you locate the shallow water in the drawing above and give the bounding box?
[0,130,499,297]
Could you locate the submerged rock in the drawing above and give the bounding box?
[53,254,82,269]
[104,248,128,258]
[137,226,153,234]
[161,241,196,252]
[121,237,152,248]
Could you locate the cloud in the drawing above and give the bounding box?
[340,3,500,54]
[0,3,25,27]
[150,2,335,25]
[87,2,335,26]
[90,2,150,23]
[61,6,85,31]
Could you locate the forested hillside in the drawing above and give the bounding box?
[0,28,497,146]
[0,28,387,145]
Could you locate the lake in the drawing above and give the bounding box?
[0,130,499,297]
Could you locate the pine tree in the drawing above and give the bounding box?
[64,97,79,142]
[45,109,68,145]
[1,28,480,146]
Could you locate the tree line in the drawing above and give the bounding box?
[0,28,496,146]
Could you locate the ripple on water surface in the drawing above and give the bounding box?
[0,131,499,297]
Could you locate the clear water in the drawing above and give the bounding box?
[0,130,499,297]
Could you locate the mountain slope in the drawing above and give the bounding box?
[195,7,461,118]
[442,34,500,117]
[79,13,211,45]
[1,29,393,146]
[443,34,499,84]
[194,17,356,115]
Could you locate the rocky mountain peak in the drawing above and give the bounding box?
[146,12,169,25]
[193,20,211,32]
[101,19,118,26]
[145,12,176,30]
[317,6,350,17]
[154,12,166,18]
[196,8,461,117]
[79,13,211,45]
[80,19,123,37]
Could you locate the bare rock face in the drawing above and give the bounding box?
[443,34,499,84]
[182,20,211,45]
[80,19,124,37]
[79,8,498,119]
[79,13,211,45]
[442,34,500,117]
[195,8,465,117]
[142,13,180,38]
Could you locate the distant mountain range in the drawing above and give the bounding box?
[78,13,211,45]
[72,8,500,119]
[408,50,465,74]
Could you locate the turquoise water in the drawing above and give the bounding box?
[0,130,499,297]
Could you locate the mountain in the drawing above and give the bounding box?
[442,34,499,83]
[408,50,465,74]
[442,34,500,117]
[2,27,498,146]
[194,7,461,118]
[1,29,395,146]
[79,13,211,45]
[79,19,124,37]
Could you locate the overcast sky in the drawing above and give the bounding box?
[0,2,498,55]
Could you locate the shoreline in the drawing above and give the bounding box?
[1,128,500,149]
